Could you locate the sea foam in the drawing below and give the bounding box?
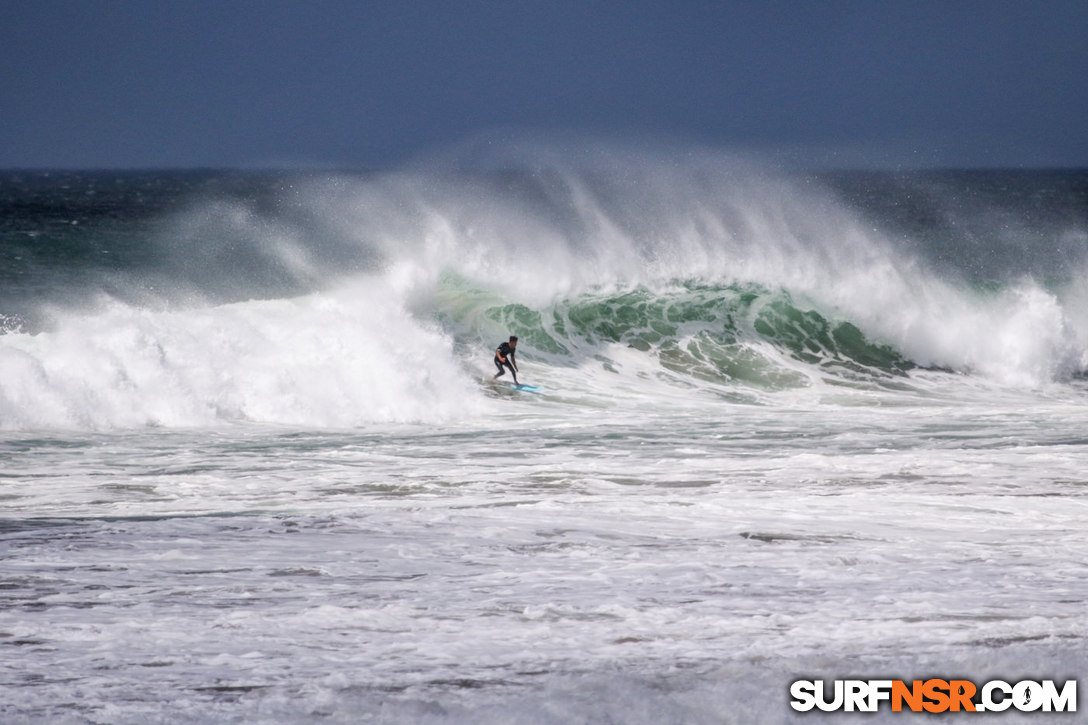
[2,154,1086,430]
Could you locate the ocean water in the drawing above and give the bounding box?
[2,153,1088,723]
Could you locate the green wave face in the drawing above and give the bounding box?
[464,282,914,391]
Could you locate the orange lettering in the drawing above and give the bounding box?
[949,680,977,712]
[922,679,951,713]
[892,680,924,712]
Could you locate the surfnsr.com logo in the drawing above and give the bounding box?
[790,679,1077,713]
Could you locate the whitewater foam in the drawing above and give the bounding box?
[2,158,1087,431]
[0,281,486,430]
[5,160,1088,725]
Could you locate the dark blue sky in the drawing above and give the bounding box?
[2,0,1086,169]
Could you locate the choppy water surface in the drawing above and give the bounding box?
[2,158,1088,721]
[4,385,1088,722]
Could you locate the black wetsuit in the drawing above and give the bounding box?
[494,341,517,382]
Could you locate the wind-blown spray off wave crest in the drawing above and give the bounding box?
[1,149,1087,429]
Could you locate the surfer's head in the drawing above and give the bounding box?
[509,336,518,348]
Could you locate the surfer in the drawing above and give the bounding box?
[493,335,519,385]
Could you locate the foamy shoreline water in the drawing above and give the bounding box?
[2,160,1087,721]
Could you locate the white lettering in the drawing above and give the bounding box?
[867,680,893,711]
[845,680,868,712]
[1040,680,1077,713]
[791,676,1077,713]
[789,680,816,712]
[1014,680,1043,711]
[981,680,1012,712]
[815,680,844,712]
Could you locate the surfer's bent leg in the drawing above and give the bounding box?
[494,356,506,378]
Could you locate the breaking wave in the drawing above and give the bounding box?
[2,149,1087,429]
